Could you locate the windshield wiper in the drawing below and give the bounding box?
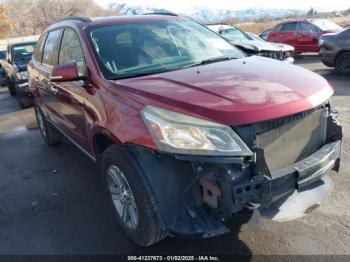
[108,56,237,80]
[108,68,173,80]
[187,56,236,68]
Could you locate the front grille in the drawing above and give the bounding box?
[259,50,292,61]
[255,108,328,173]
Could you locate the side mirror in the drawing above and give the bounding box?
[50,62,81,82]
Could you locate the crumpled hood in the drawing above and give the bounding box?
[14,61,29,72]
[233,40,283,52]
[116,56,333,126]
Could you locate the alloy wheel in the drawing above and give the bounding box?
[106,165,139,230]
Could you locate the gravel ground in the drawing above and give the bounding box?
[0,55,349,255]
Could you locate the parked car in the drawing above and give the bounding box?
[247,31,295,57]
[319,28,350,74]
[267,19,343,53]
[1,41,36,108]
[207,24,294,63]
[0,49,6,86]
[259,28,272,40]
[28,15,342,246]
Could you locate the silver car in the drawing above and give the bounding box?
[207,24,295,63]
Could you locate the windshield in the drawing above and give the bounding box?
[13,43,36,62]
[87,19,244,80]
[311,20,343,31]
[220,27,252,42]
[247,32,265,42]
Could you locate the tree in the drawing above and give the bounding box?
[0,4,13,38]
[4,0,119,37]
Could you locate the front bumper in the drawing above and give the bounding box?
[127,113,342,238]
[14,80,30,96]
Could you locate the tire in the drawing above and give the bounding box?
[34,103,64,146]
[18,93,33,109]
[7,78,16,96]
[100,145,166,246]
[0,77,6,87]
[335,52,350,75]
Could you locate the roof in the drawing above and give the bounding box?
[9,41,36,47]
[50,14,181,29]
[0,35,39,50]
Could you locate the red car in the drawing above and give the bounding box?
[28,15,342,246]
[268,19,343,53]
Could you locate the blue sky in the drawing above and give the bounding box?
[96,0,349,12]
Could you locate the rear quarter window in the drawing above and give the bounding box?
[42,29,62,67]
[34,34,47,63]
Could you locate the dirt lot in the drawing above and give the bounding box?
[0,55,349,255]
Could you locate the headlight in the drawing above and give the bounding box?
[319,38,324,46]
[140,106,253,156]
[16,71,28,80]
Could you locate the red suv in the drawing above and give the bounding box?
[28,15,342,246]
[268,19,343,53]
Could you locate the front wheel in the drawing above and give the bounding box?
[18,95,33,109]
[100,145,166,246]
[335,52,350,74]
[34,103,64,146]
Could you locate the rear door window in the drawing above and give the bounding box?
[298,22,318,34]
[58,28,87,77]
[279,23,298,32]
[42,29,62,67]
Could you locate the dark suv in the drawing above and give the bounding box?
[319,28,350,74]
[1,41,36,108]
[28,15,342,246]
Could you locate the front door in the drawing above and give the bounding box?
[48,28,89,150]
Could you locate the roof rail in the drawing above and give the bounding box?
[143,12,178,16]
[53,16,91,24]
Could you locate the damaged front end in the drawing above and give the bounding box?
[128,103,342,238]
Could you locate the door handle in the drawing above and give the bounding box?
[49,86,58,95]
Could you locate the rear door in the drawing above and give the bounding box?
[296,22,320,52]
[51,27,89,149]
[38,29,63,127]
[28,32,47,99]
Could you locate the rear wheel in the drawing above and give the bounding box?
[6,78,16,96]
[100,145,166,246]
[335,52,350,74]
[34,103,63,146]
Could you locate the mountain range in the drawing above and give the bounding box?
[108,3,307,22]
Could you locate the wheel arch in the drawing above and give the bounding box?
[92,129,122,156]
